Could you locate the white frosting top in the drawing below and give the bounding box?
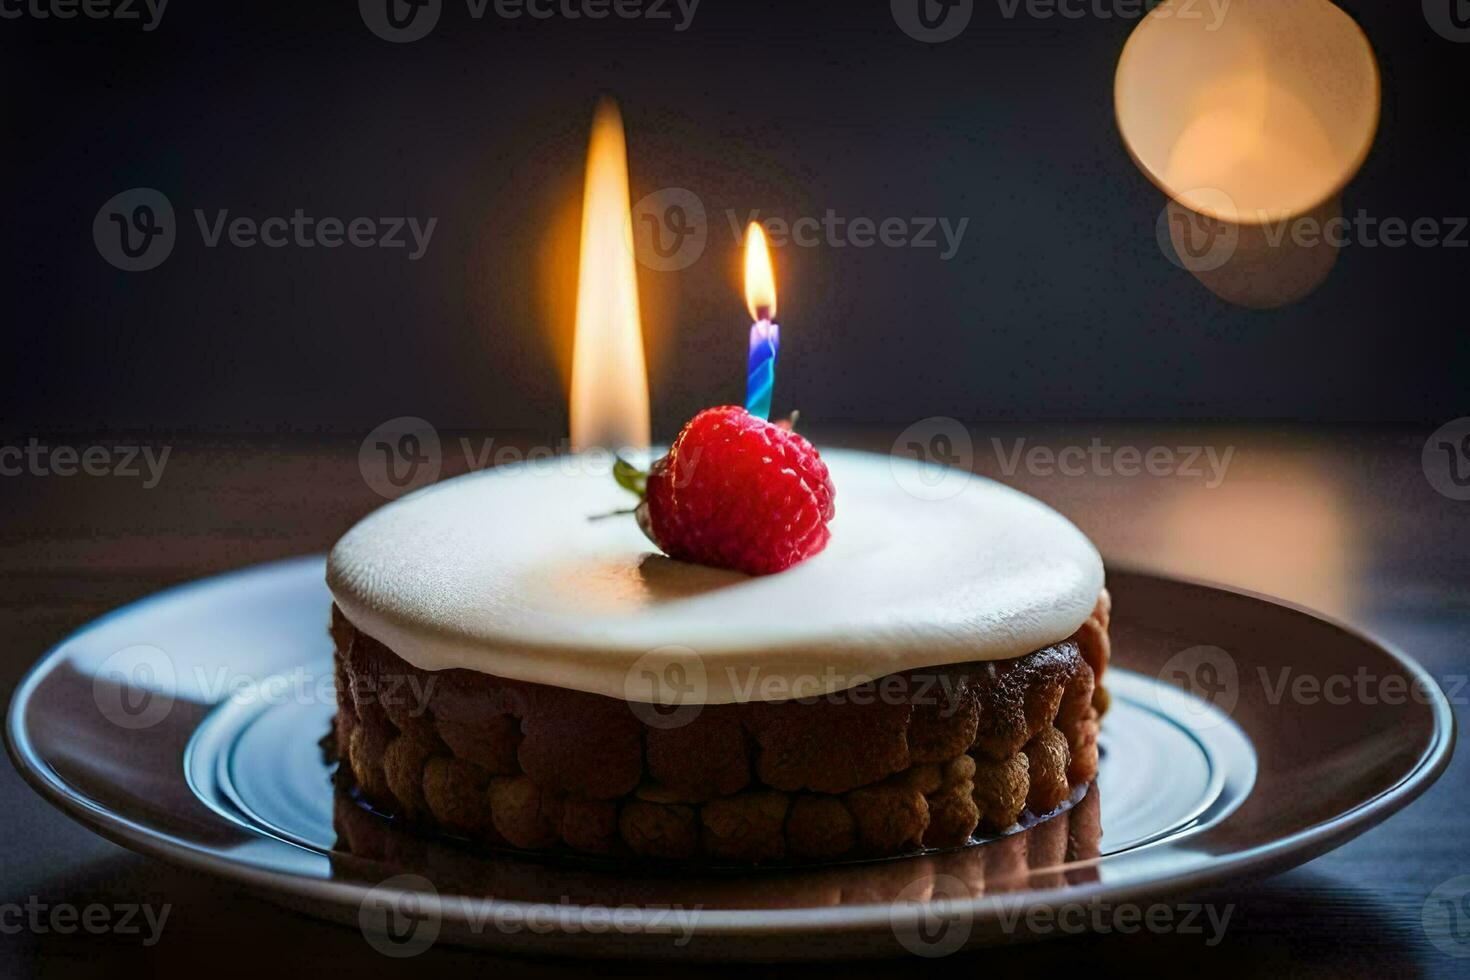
[327,449,1104,704]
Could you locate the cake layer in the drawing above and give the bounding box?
[330,592,1110,864]
[328,449,1105,702]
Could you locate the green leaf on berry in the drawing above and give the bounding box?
[613,455,648,498]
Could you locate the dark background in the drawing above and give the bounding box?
[3,6,1470,976]
[2,1,1467,438]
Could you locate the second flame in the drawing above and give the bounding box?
[569,99,651,453]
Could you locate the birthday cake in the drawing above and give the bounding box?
[326,440,1111,865]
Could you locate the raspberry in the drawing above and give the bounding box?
[631,407,836,576]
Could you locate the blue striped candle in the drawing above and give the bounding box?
[743,222,780,420]
[745,318,780,420]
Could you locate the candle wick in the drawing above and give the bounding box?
[755,307,773,324]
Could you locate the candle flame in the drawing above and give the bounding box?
[570,99,651,452]
[743,222,777,322]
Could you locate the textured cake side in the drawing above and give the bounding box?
[330,591,1111,863]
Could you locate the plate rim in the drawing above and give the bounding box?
[4,556,1457,939]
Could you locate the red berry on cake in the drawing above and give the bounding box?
[619,406,836,576]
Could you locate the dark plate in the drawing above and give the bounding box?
[5,558,1454,959]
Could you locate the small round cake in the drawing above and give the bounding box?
[327,449,1111,864]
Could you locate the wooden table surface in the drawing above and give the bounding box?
[2,424,1466,977]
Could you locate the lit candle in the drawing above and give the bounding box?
[743,222,780,420]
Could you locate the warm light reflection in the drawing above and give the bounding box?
[743,222,777,322]
[570,99,651,452]
[1153,459,1356,615]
